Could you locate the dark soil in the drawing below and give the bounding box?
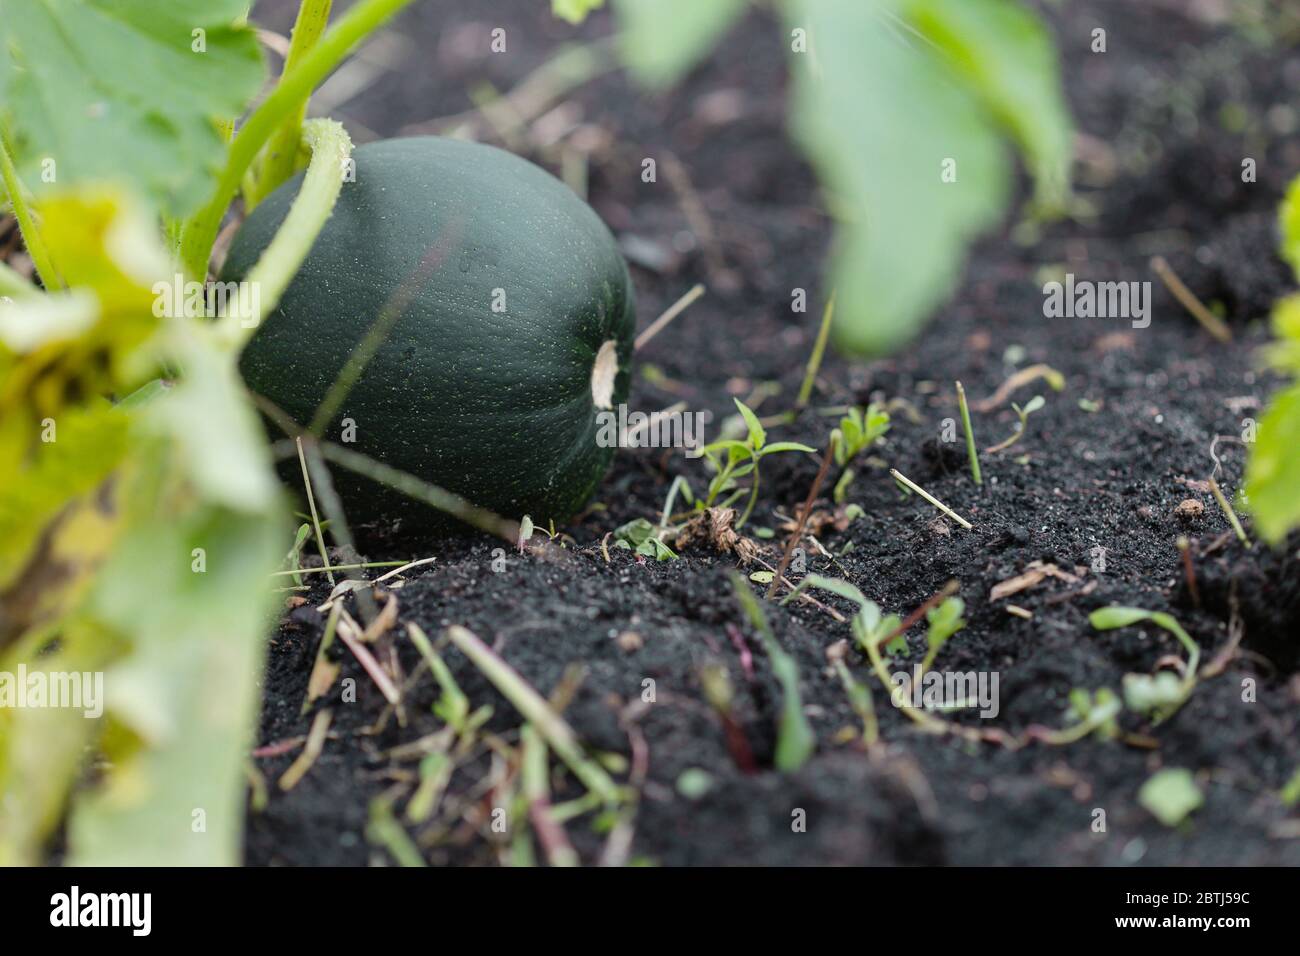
[245,0,1300,866]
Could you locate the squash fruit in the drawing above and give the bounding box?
[223,136,635,530]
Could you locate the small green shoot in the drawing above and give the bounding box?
[985,395,1045,454]
[831,655,878,748]
[834,403,890,466]
[729,573,815,772]
[283,522,313,587]
[1066,687,1121,741]
[796,291,836,409]
[442,625,621,806]
[1138,768,1203,827]
[831,402,889,501]
[613,517,678,560]
[1280,767,1300,807]
[1089,607,1200,723]
[700,399,815,528]
[955,381,981,486]
[407,623,471,734]
[367,797,427,867]
[919,597,967,674]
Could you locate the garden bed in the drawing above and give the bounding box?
[244,0,1300,866]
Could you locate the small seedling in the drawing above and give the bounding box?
[1138,767,1203,827]
[985,395,1045,454]
[831,402,889,501]
[834,403,890,466]
[1061,687,1121,742]
[1089,607,1200,723]
[830,652,879,748]
[700,399,815,527]
[955,381,981,485]
[613,517,678,560]
[729,573,815,771]
[919,597,967,674]
[699,662,757,773]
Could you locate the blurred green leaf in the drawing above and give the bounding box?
[1245,381,1300,544]
[1138,768,1203,827]
[1280,175,1300,277]
[66,498,282,865]
[0,0,265,217]
[553,0,605,25]
[784,0,1071,355]
[613,0,748,88]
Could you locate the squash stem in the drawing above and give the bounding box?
[0,123,62,291]
[249,0,335,209]
[222,119,353,350]
[179,0,414,280]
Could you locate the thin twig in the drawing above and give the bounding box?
[889,469,973,530]
[278,708,333,791]
[296,437,335,586]
[634,283,705,352]
[766,439,835,599]
[1176,536,1200,609]
[1151,255,1232,343]
[1208,476,1251,549]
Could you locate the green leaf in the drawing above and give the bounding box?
[1138,768,1203,827]
[1280,174,1300,278]
[1264,296,1300,375]
[1088,606,1156,631]
[781,572,868,609]
[614,517,656,547]
[925,596,966,649]
[908,0,1071,209]
[553,0,606,24]
[1245,380,1300,543]
[759,440,818,456]
[613,0,748,89]
[733,398,766,451]
[784,0,1071,355]
[730,573,815,772]
[0,0,266,218]
[636,536,678,561]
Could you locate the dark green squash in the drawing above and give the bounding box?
[223,136,635,530]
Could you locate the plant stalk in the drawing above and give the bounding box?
[179,0,414,279]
